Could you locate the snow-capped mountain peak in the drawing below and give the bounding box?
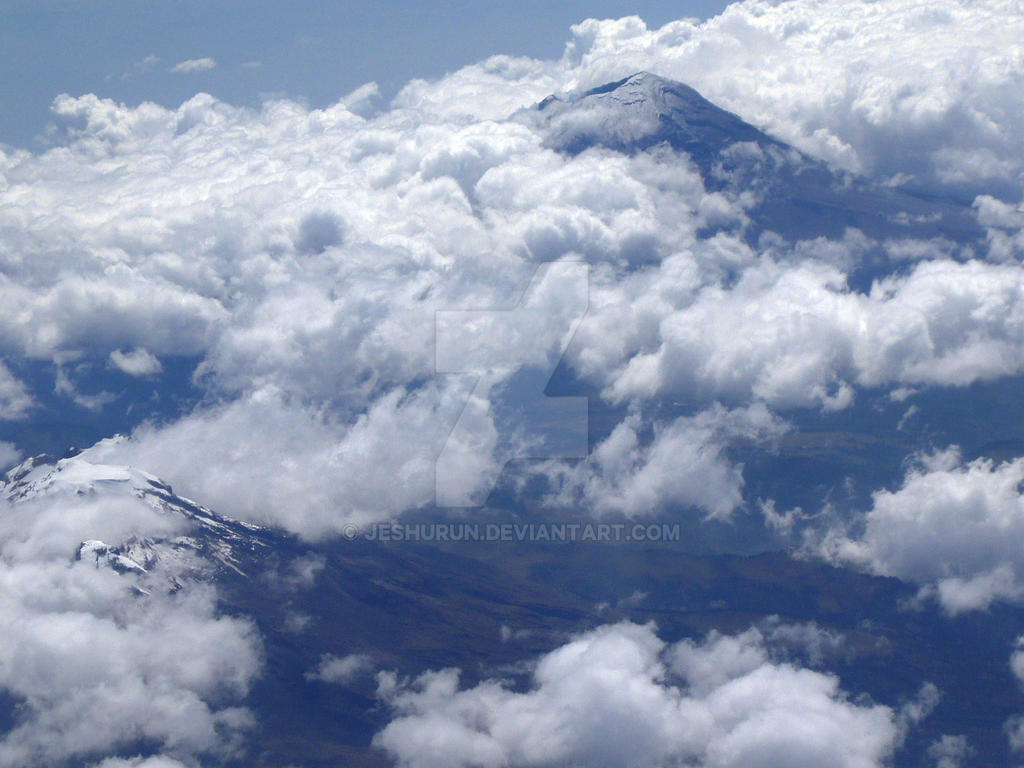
[2,452,171,504]
[1,449,270,585]
[525,71,777,157]
[522,71,979,246]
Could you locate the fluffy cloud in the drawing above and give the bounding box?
[759,617,847,668]
[975,194,1024,262]
[374,621,904,768]
[1011,638,1024,686]
[307,653,375,685]
[927,735,970,768]
[108,347,162,377]
[0,363,31,420]
[92,758,190,768]
[1007,639,1024,754]
[82,384,473,537]
[0,270,227,359]
[815,448,1024,613]
[4,5,1024,766]
[580,256,1024,410]
[390,2,1024,196]
[545,404,787,518]
[0,441,21,469]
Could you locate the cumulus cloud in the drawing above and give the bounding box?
[307,653,375,684]
[1011,637,1024,686]
[0,270,227,360]
[295,210,344,255]
[814,448,1024,613]
[108,347,163,377]
[0,363,32,420]
[545,403,787,518]
[1006,639,1024,754]
[580,257,1024,410]
[374,621,904,768]
[975,194,1024,262]
[5,6,1024,766]
[0,441,21,469]
[759,617,847,668]
[92,758,190,768]
[169,57,216,74]
[385,2,1024,197]
[927,735,970,768]
[82,383,473,537]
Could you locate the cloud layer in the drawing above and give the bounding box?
[1,0,1023,538]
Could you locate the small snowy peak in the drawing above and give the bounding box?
[523,72,776,158]
[77,537,152,571]
[76,539,149,574]
[1,452,170,504]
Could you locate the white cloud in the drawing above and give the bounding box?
[307,653,375,684]
[815,448,1024,613]
[760,617,846,667]
[0,270,227,360]
[562,2,1024,196]
[545,404,787,518]
[927,735,970,768]
[82,383,475,538]
[169,57,216,74]
[0,363,32,420]
[1007,639,1024,754]
[383,2,1024,197]
[975,194,1024,262]
[584,257,1024,411]
[375,621,903,768]
[115,54,161,82]
[1011,637,1024,686]
[109,347,163,377]
[0,441,21,469]
[2,5,1022,760]
[92,758,190,768]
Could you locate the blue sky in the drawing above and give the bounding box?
[0,0,730,149]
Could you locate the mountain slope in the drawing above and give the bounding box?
[522,72,982,247]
